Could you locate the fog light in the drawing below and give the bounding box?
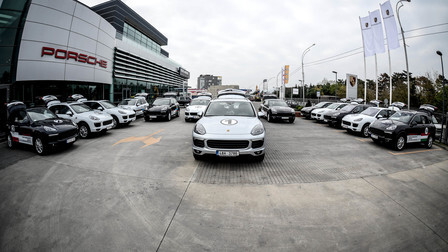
[254,151,263,155]
[193,149,202,154]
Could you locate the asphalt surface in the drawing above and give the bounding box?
[1,104,447,251]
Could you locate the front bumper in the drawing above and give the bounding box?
[91,119,113,132]
[341,121,361,132]
[369,129,394,143]
[46,132,78,146]
[270,113,295,121]
[192,133,265,157]
[119,113,136,124]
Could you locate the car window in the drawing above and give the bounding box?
[421,115,429,124]
[377,110,388,117]
[205,101,255,117]
[326,103,340,109]
[153,99,170,106]
[119,99,137,105]
[269,100,288,107]
[389,111,413,124]
[100,101,116,109]
[360,107,380,116]
[27,108,58,122]
[412,115,423,124]
[70,104,92,114]
[191,99,210,106]
[50,105,70,115]
[340,104,355,112]
[353,106,361,113]
[13,110,28,124]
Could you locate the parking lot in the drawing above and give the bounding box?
[1,104,448,251]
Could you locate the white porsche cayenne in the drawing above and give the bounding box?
[192,94,265,162]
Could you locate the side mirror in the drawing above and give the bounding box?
[66,111,73,116]
[97,106,103,111]
[186,103,190,107]
[377,115,383,119]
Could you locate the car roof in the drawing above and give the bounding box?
[193,96,211,100]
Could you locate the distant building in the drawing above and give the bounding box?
[198,75,222,89]
[208,85,239,98]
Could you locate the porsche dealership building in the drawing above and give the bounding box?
[0,0,189,105]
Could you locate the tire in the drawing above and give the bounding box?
[394,134,406,151]
[267,112,272,122]
[111,115,118,129]
[78,123,90,139]
[34,136,47,155]
[361,124,370,138]
[289,117,295,123]
[425,135,433,149]
[253,154,265,162]
[7,134,15,149]
[166,111,171,121]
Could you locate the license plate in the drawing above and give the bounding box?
[67,137,76,143]
[216,150,239,157]
[371,134,378,139]
[193,116,199,119]
[150,116,157,119]
[282,117,289,119]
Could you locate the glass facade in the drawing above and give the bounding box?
[0,0,29,84]
[123,23,161,55]
[113,77,173,104]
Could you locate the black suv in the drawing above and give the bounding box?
[329,103,372,128]
[144,98,180,121]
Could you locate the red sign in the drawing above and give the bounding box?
[41,47,107,68]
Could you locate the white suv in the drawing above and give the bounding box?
[118,97,149,117]
[83,100,136,128]
[48,102,114,138]
[342,107,397,137]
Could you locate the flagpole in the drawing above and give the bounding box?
[375,54,378,100]
[359,16,368,104]
[388,49,392,105]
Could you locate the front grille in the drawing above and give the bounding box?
[342,120,351,126]
[276,112,292,117]
[311,113,316,116]
[122,115,128,119]
[369,127,385,137]
[193,139,205,147]
[56,128,78,140]
[353,123,358,128]
[103,120,113,126]
[207,140,249,149]
[94,122,101,127]
[324,115,332,120]
[129,114,135,118]
[148,111,164,116]
[252,140,264,148]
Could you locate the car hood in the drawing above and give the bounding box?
[198,116,262,135]
[34,118,77,130]
[118,105,137,110]
[313,108,330,114]
[301,106,315,112]
[371,119,406,129]
[343,114,370,122]
[79,111,112,120]
[271,106,293,112]
[149,105,170,111]
[187,105,207,112]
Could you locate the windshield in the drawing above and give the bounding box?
[326,103,340,109]
[153,99,170,106]
[100,101,116,109]
[340,104,356,112]
[389,111,414,123]
[27,108,58,122]
[205,101,255,117]
[315,102,331,108]
[361,107,380,117]
[70,104,93,114]
[191,99,210,106]
[269,100,288,107]
[119,99,137,106]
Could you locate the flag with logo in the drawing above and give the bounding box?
[380,0,400,50]
[360,16,375,57]
[369,9,385,54]
[346,74,358,99]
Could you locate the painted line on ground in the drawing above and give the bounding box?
[388,148,443,156]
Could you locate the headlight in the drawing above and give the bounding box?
[251,124,264,136]
[194,123,206,135]
[118,110,127,114]
[386,125,397,130]
[89,115,100,121]
[72,121,77,127]
[185,107,190,112]
[44,126,57,132]
[333,112,340,117]
[271,108,277,114]
[354,118,363,122]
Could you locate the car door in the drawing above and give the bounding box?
[261,100,269,115]
[11,110,33,145]
[50,105,73,121]
[376,109,388,119]
[406,115,425,143]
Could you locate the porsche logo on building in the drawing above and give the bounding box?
[41,47,108,68]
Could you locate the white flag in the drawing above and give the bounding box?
[369,9,386,54]
[380,0,400,50]
[360,16,375,57]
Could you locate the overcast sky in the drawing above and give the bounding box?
[80,0,448,91]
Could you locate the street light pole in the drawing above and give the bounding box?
[437,50,446,143]
[302,43,316,103]
[396,0,411,109]
[332,71,338,98]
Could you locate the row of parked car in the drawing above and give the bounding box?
[302,100,440,151]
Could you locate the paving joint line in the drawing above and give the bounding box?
[156,162,199,251]
[361,177,448,245]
